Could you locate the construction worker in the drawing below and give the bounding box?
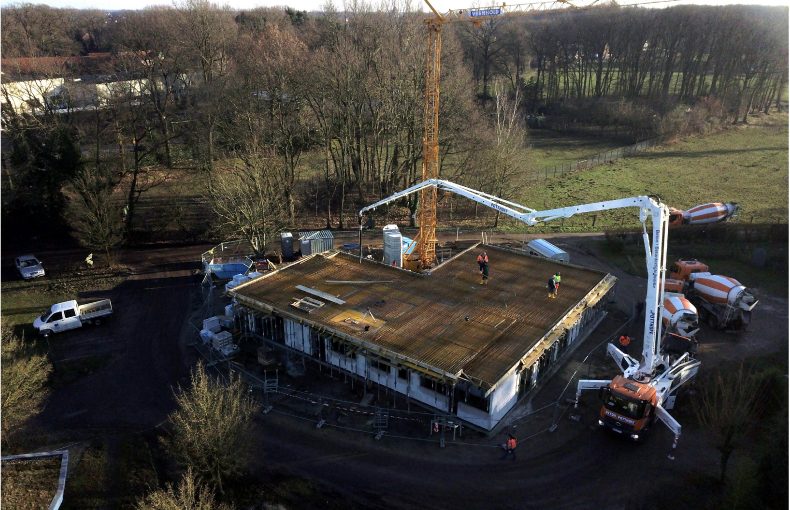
[619,334,631,353]
[547,275,557,299]
[553,272,561,292]
[480,259,490,285]
[501,433,518,460]
[477,251,489,271]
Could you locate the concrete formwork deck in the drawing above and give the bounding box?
[231,244,610,389]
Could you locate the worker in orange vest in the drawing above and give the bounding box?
[619,334,631,353]
[501,433,518,460]
[476,251,489,271]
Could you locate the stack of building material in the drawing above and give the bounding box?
[203,316,221,333]
[200,316,221,345]
[211,331,233,350]
[211,330,239,357]
[225,273,252,292]
[199,329,213,344]
[199,315,238,351]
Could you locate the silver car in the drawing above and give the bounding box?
[15,254,45,279]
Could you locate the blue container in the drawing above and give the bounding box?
[207,260,253,279]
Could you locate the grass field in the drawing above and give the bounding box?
[525,129,631,170]
[493,111,788,232]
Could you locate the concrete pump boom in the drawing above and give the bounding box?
[359,178,668,374]
[360,179,699,450]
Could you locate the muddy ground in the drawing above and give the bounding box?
[6,234,786,509]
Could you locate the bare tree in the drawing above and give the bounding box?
[1,325,52,444]
[174,0,236,168]
[64,164,124,266]
[135,468,232,510]
[115,8,188,168]
[163,363,259,494]
[207,149,289,254]
[693,364,764,484]
[486,81,525,227]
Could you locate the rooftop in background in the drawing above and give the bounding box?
[231,245,610,389]
[1,53,117,81]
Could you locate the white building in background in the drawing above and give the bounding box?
[1,77,65,114]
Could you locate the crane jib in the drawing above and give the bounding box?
[470,7,502,16]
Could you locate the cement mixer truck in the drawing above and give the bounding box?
[668,202,739,227]
[662,293,699,337]
[686,273,758,330]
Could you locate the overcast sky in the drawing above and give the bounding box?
[1,0,786,12]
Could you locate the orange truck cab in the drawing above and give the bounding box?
[668,207,686,227]
[598,375,658,441]
[663,278,685,294]
[669,259,710,281]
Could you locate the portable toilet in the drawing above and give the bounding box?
[525,238,569,263]
[280,232,294,259]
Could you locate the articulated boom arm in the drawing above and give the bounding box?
[359,178,669,373]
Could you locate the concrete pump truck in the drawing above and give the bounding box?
[360,179,701,452]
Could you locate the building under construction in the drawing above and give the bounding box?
[230,244,615,432]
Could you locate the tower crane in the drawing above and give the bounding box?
[360,179,701,452]
[411,0,685,269]
[412,0,582,269]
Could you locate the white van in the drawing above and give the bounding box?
[525,239,569,263]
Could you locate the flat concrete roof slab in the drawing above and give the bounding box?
[232,245,609,388]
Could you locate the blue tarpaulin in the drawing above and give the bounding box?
[401,236,416,256]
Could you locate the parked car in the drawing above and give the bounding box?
[15,254,45,279]
[33,299,113,338]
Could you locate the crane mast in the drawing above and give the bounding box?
[416,10,443,269]
[412,0,582,269]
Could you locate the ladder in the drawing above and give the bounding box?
[374,409,389,440]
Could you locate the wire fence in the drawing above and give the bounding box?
[541,138,660,180]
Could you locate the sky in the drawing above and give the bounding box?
[1,0,787,11]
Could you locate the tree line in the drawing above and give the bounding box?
[1,1,786,257]
[458,5,787,125]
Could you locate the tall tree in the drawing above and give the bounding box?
[174,0,236,168]
[64,163,124,266]
[163,364,259,493]
[207,150,289,254]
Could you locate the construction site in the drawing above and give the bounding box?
[228,244,614,432]
[186,176,723,456]
[1,1,785,508]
